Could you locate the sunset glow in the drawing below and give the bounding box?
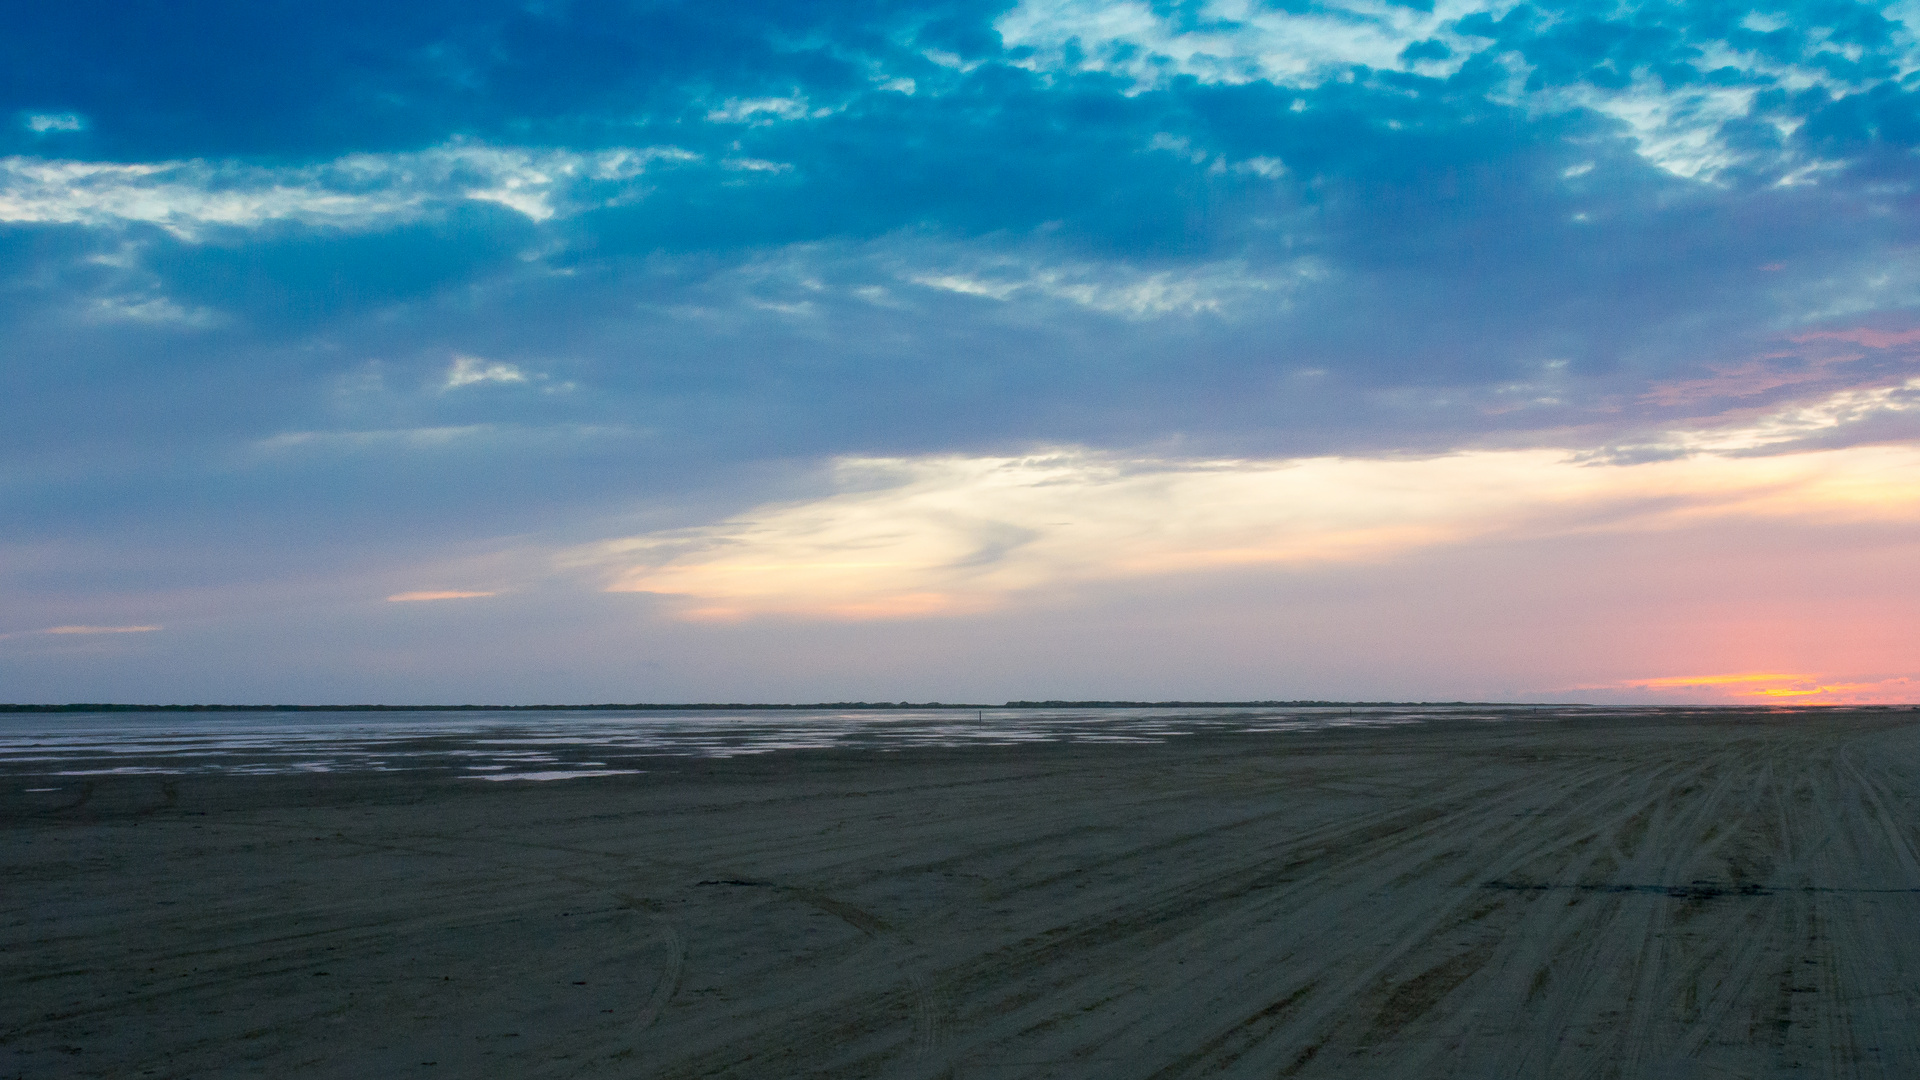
[588,442,1920,622]
[1604,669,1920,705]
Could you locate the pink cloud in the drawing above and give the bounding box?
[1789,327,1920,349]
[1640,325,1920,408]
[1640,360,1843,407]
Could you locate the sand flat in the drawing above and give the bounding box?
[7,709,1920,1078]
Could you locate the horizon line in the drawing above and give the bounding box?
[0,699,1613,713]
[26,700,1899,714]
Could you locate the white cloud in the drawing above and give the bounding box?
[722,157,793,173]
[87,294,223,328]
[1235,156,1286,178]
[444,355,530,388]
[673,237,1317,322]
[254,425,496,452]
[997,0,1485,88]
[573,439,1920,620]
[706,96,815,124]
[1147,132,1210,164]
[994,0,1920,181]
[25,113,86,133]
[907,257,1311,318]
[0,140,701,239]
[909,273,1024,301]
[251,422,631,455]
[42,624,160,634]
[385,590,497,602]
[1542,79,1761,180]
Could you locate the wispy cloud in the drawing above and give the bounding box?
[995,0,1916,181]
[255,426,496,452]
[999,0,1464,88]
[705,96,821,124]
[1599,378,1920,460]
[385,590,497,602]
[1791,328,1920,350]
[86,294,223,328]
[251,422,627,457]
[444,355,529,389]
[574,440,1920,620]
[906,257,1311,318]
[25,113,86,133]
[0,141,700,238]
[42,624,161,634]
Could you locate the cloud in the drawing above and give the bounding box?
[385,590,497,602]
[995,0,1920,181]
[1792,328,1920,349]
[0,141,700,238]
[998,0,1460,87]
[42,624,161,634]
[86,294,223,328]
[706,96,818,124]
[253,426,497,453]
[575,440,1920,620]
[25,113,86,133]
[444,355,529,388]
[241,424,636,482]
[905,257,1310,318]
[1598,377,1920,460]
[722,157,793,173]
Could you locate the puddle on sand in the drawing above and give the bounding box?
[463,770,645,782]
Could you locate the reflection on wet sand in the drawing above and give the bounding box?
[9,704,1652,779]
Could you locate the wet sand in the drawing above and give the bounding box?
[7,709,1920,1078]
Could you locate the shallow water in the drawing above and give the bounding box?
[0,705,1690,780]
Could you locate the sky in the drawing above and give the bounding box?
[3,0,1919,705]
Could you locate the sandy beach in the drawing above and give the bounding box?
[7,708,1920,1078]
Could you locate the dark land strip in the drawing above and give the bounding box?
[7,709,1920,1078]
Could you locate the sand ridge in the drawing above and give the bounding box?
[6,709,1920,1078]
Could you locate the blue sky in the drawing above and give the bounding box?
[5,0,1920,703]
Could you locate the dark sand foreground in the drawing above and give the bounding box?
[8,710,1920,1078]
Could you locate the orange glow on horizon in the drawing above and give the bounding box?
[1629,672,1811,687]
[1618,673,1915,704]
[1751,682,1891,698]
